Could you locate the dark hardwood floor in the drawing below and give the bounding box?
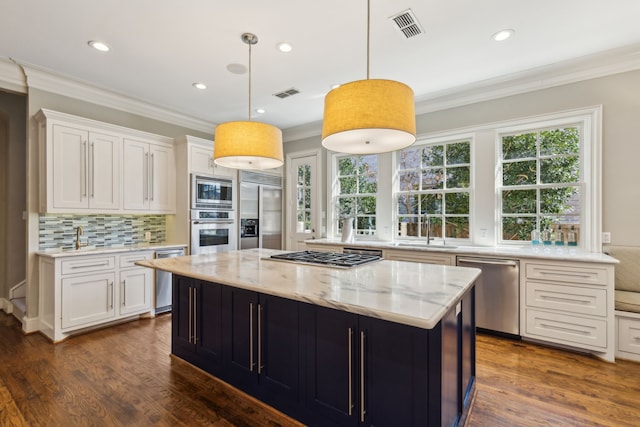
[1,311,639,426]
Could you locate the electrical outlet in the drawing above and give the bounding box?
[602,232,611,244]
[144,231,152,241]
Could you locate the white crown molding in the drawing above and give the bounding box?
[19,62,214,133]
[414,44,640,116]
[282,120,323,143]
[0,57,28,93]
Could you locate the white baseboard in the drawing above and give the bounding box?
[0,297,12,314]
[22,316,39,334]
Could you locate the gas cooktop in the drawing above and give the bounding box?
[269,251,382,268]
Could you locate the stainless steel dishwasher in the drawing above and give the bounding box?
[155,248,185,313]
[456,256,520,336]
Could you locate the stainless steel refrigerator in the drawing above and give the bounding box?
[239,171,283,250]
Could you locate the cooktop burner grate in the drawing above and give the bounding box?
[269,250,381,268]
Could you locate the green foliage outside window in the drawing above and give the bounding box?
[501,127,581,241]
[336,155,377,236]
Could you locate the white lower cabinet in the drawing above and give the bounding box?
[521,260,615,361]
[39,250,155,342]
[61,272,116,329]
[616,313,640,362]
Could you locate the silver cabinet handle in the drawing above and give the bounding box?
[122,280,126,306]
[109,282,113,309]
[193,287,197,344]
[348,327,353,416]
[188,287,193,343]
[81,141,87,197]
[90,142,95,198]
[70,262,109,269]
[144,152,149,201]
[258,304,263,374]
[250,302,255,371]
[360,331,366,423]
[150,153,155,201]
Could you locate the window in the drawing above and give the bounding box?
[335,155,378,236]
[500,126,582,243]
[296,164,312,232]
[396,140,471,240]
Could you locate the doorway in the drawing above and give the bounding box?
[286,150,321,250]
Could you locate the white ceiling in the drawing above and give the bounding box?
[2,0,640,133]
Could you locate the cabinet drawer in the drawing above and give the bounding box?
[525,263,608,286]
[525,281,607,317]
[525,309,607,349]
[119,251,154,268]
[384,250,453,265]
[618,317,640,355]
[61,256,116,275]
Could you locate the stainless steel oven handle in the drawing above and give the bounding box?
[192,220,235,225]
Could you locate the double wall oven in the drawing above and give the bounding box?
[190,174,236,254]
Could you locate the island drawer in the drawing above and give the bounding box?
[61,256,116,275]
[617,317,640,356]
[525,281,607,317]
[119,251,154,268]
[525,263,608,286]
[525,308,607,349]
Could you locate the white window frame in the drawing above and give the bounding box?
[495,106,601,251]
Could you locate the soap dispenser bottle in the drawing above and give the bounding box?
[567,226,577,247]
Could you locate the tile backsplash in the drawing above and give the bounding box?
[39,214,166,250]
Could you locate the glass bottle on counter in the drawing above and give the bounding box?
[531,229,541,246]
[567,225,578,247]
[555,226,564,246]
[542,227,552,245]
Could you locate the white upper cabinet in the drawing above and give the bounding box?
[49,125,121,211]
[190,143,216,175]
[122,138,175,213]
[36,109,175,214]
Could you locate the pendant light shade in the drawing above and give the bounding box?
[322,79,416,154]
[214,120,283,169]
[321,0,416,154]
[213,32,284,170]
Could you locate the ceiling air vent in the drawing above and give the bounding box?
[389,9,424,39]
[273,88,300,99]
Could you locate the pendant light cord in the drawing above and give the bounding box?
[366,0,370,80]
[248,40,252,121]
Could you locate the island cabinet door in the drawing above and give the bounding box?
[221,286,260,391]
[303,304,359,427]
[358,317,429,427]
[171,276,223,375]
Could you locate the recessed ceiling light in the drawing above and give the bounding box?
[88,40,110,52]
[192,82,207,90]
[277,42,293,53]
[492,29,515,42]
[255,108,266,114]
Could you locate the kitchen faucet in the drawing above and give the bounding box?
[75,226,86,250]
[425,216,432,245]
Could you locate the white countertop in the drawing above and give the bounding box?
[306,239,619,264]
[135,248,481,330]
[37,243,188,258]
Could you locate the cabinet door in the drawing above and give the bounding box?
[222,286,259,390]
[304,304,358,427]
[196,280,224,375]
[61,272,116,329]
[149,144,175,212]
[359,317,429,427]
[119,268,152,315]
[172,275,196,357]
[461,289,476,408]
[438,304,462,427]
[122,139,149,211]
[259,294,301,411]
[88,132,121,210]
[52,125,88,209]
[190,144,215,175]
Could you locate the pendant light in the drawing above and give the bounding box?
[214,33,284,170]
[322,0,416,154]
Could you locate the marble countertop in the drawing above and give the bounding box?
[306,239,619,264]
[37,243,188,258]
[135,248,481,330]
